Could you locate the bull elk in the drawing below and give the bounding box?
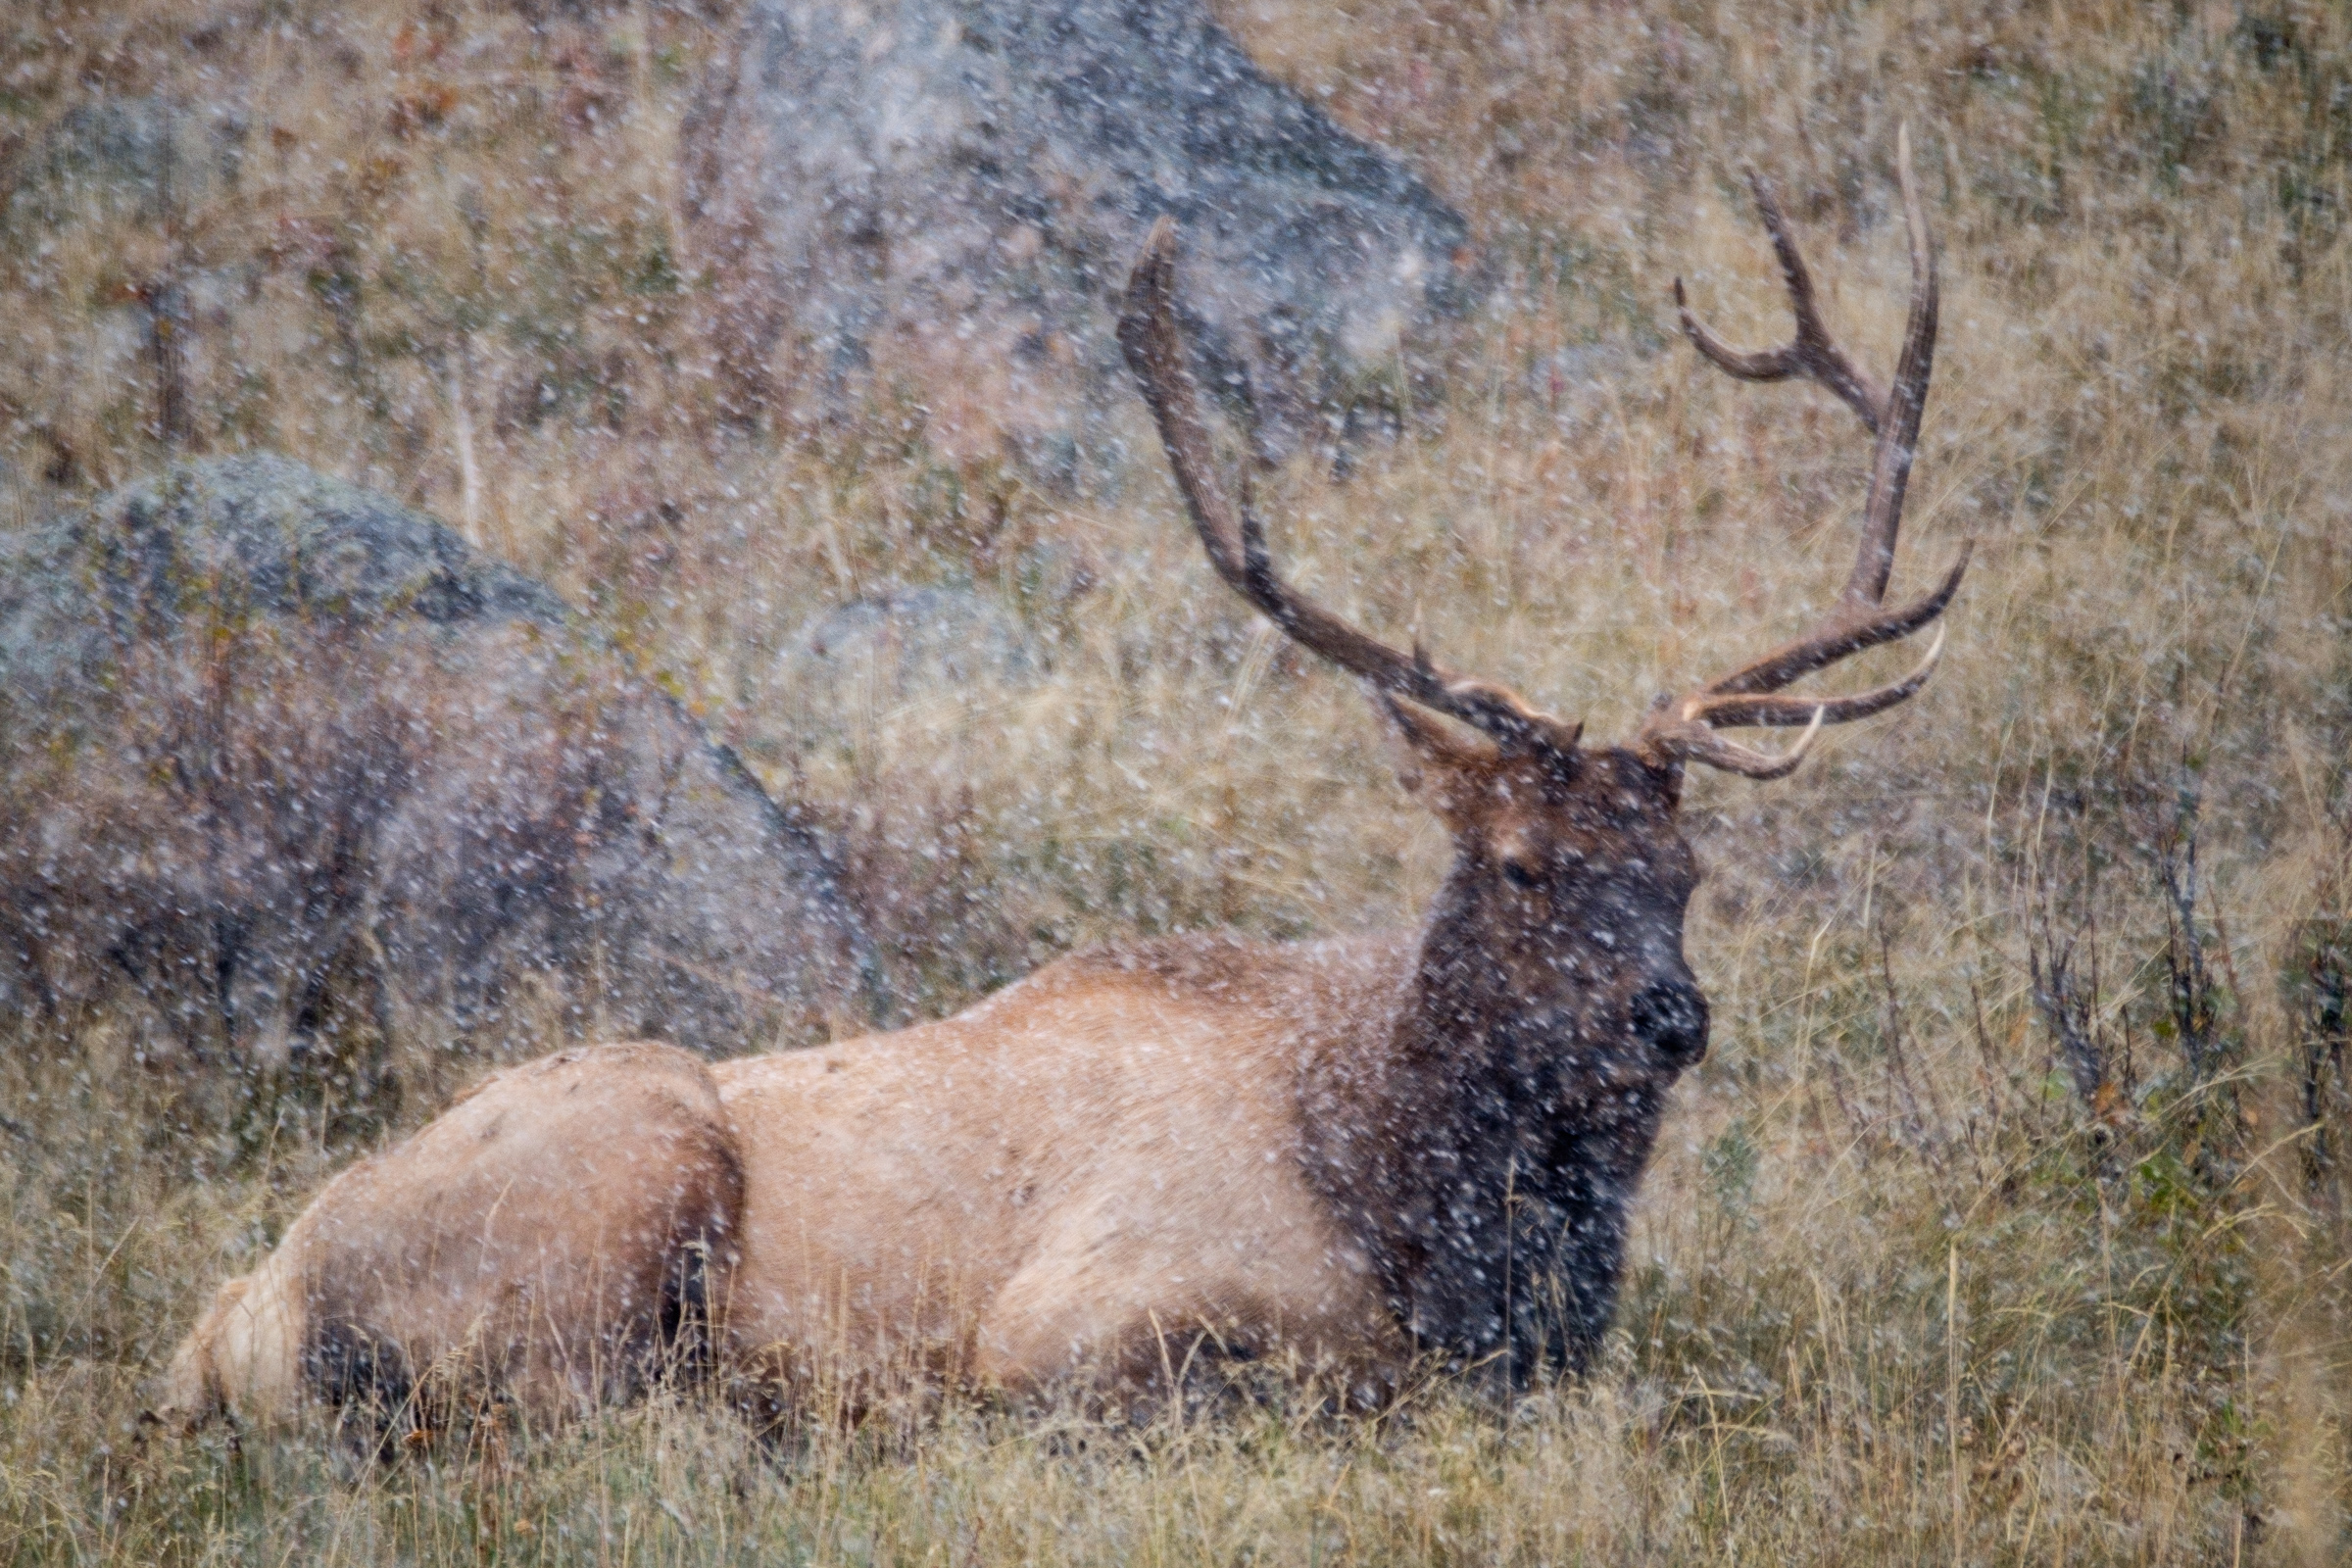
[715,130,1966,1400]
[166,134,1965,1427]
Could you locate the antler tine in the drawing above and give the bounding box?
[1674,173,1887,436]
[1675,706,1827,781]
[1118,218,1577,755]
[1845,122,1940,610]
[1650,126,1968,779]
[1686,626,1946,728]
[1697,540,1970,699]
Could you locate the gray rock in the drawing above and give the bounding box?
[0,456,882,1064]
[684,0,1474,466]
[767,584,1041,770]
[2,96,244,234]
[774,584,1037,744]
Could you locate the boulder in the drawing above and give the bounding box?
[2,96,245,234]
[771,584,1037,754]
[0,455,881,1064]
[683,0,1475,466]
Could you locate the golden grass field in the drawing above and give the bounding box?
[6,0,2352,1560]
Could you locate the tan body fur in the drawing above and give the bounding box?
[714,937,1418,1402]
[162,1043,741,1431]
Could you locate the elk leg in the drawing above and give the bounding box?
[155,1264,307,1432]
[973,1260,1258,1401]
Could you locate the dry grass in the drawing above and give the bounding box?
[5,0,2352,1560]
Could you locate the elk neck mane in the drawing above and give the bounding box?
[1061,751,1681,1384]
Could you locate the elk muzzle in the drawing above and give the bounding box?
[1628,977,1710,1069]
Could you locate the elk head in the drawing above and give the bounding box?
[1122,130,1967,1375]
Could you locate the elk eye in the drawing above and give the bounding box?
[1503,859,1542,891]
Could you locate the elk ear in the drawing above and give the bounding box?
[1652,755,1686,811]
[1635,694,1685,809]
[1372,691,1494,798]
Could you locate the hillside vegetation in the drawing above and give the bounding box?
[4,0,2352,1561]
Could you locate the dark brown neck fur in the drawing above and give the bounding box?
[1297,745,1703,1385]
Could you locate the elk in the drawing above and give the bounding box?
[710,131,1965,1400]
[165,134,1965,1426]
[156,1043,741,1436]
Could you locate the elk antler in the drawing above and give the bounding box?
[1117,217,1581,757]
[1642,123,1970,776]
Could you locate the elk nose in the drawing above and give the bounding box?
[1629,978,1709,1068]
